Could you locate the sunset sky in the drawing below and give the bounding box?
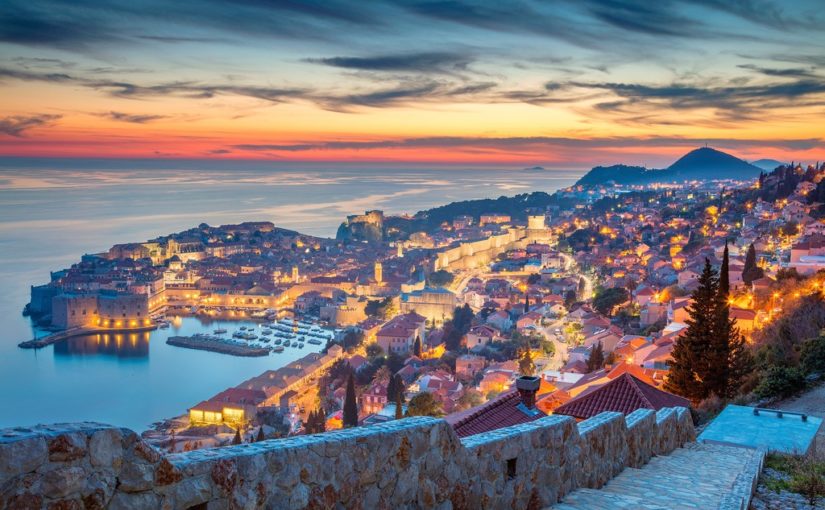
[1,0,824,167]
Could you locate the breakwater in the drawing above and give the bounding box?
[166,336,271,357]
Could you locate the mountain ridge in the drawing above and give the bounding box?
[575,147,762,186]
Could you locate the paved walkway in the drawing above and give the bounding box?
[550,442,764,510]
[774,382,825,458]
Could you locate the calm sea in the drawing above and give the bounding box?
[0,159,584,431]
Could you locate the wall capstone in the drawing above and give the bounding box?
[0,408,695,510]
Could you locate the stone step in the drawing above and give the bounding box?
[550,443,764,510]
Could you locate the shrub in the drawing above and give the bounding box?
[800,336,825,376]
[694,394,725,425]
[789,455,825,506]
[754,366,806,400]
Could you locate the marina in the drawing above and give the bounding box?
[165,318,336,357]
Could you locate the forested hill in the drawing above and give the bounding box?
[575,147,762,187]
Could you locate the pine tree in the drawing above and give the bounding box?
[232,429,242,445]
[727,332,753,398]
[413,335,422,357]
[519,347,535,376]
[343,373,358,428]
[524,292,530,314]
[256,426,265,442]
[665,259,717,401]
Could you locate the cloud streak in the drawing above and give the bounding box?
[0,114,61,137]
[100,111,167,123]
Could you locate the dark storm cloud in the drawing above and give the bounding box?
[306,52,473,74]
[0,114,61,137]
[100,111,167,123]
[230,136,823,153]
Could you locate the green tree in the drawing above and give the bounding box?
[343,373,358,428]
[719,241,730,298]
[406,392,444,417]
[457,389,484,411]
[801,336,825,375]
[587,341,605,372]
[742,243,764,285]
[395,385,404,419]
[428,270,455,287]
[592,287,629,316]
[232,429,242,445]
[665,259,718,401]
[256,426,265,442]
[413,335,422,357]
[755,366,806,399]
[519,348,535,376]
[316,407,326,432]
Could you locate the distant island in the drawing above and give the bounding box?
[575,147,763,187]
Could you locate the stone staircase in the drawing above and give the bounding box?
[551,442,765,510]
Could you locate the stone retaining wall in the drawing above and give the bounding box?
[0,407,694,509]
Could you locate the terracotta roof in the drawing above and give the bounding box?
[446,389,545,437]
[554,373,689,420]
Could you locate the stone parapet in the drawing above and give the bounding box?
[0,407,694,509]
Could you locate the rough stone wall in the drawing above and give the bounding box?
[0,407,694,510]
[625,409,657,468]
[575,412,628,489]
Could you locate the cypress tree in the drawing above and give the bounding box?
[256,426,265,442]
[393,374,406,403]
[706,247,732,398]
[343,373,358,428]
[665,259,717,402]
[317,407,327,432]
[719,241,730,298]
[524,292,530,314]
[587,341,605,372]
[742,244,763,285]
[413,335,422,357]
[395,386,404,419]
[232,429,242,445]
[387,374,397,402]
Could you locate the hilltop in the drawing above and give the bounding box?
[575,147,762,186]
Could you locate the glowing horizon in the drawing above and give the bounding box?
[1,0,824,168]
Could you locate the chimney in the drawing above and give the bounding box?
[516,375,540,410]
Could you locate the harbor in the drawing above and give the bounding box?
[164,318,335,357]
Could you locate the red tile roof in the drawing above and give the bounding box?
[554,373,689,420]
[446,389,545,438]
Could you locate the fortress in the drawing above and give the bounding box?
[0,406,695,509]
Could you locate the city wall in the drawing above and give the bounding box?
[434,229,526,272]
[0,407,694,509]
